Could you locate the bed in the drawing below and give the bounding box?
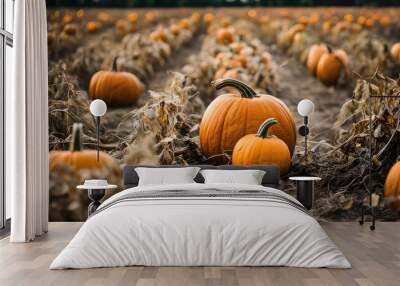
[50,165,351,269]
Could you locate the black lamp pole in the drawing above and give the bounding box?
[299,116,310,159]
[95,116,100,162]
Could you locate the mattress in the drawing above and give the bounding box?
[50,183,351,269]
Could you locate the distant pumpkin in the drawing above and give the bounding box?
[127,12,138,24]
[232,118,291,174]
[286,24,305,43]
[150,30,168,43]
[170,24,181,36]
[384,162,400,212]
[86,21,100,33]
[307,43,328,76]
[199,79,296,160]
[64,23,78,36]
[179,19,191,30]
[391,43,400,62]
[216,28,234,44]
[89,58,145,106]
[316,47,348,86]
[203,13,214,26]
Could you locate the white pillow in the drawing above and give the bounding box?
[200,169,266,185]
[135,167,201,186]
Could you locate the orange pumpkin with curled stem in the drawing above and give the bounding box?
[199,79,296,160]
[89,57,144,106]
[232,118,291,174]
[384,162,400,212]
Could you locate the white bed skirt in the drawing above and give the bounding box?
[50,184,351,269]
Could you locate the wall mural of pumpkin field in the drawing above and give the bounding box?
[47,6,400,221]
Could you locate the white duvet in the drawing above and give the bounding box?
[50,183,351,269]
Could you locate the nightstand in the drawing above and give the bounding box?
[77,184,117,216]
[289,176,321,210]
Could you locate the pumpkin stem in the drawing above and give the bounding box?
[326,45,333,53]
[69,123,83,152]
[256,118,278,138]
[212,78,257,98]
[111,57,118,72]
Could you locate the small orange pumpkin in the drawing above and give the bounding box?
[86,21,100,33]
[179,19,190,30]
[190,13,200,24]
[232,118,291,174]
[216,28,234,44]
[144,11,156,23]
[286,24,305,43]
[127,12,138,24]
[89,58,145,106]
[64,23,78,36]
[150,30,168,42]
[49,123,121,179]
[316,47,347,86]
[391,43,400,62]
[63,14,73,24]
[170,24,181,36]
[115,20,129,34]
[384,162,400,212]
[203,13,214,26]
[97,12,112,23]
[199,79,296,160]
[307,43,328,76]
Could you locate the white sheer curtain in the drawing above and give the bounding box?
[8,0,49,242]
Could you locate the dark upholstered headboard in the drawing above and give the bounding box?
[123,165,280,189]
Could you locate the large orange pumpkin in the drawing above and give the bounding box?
[199,79,296,160]
[384,162,400,212]
[232,118,291,174]
[49,123,121,179]
[316,47,347,86]
[307,44,328,76]
[391,43,400,62]
[89,58,145,106]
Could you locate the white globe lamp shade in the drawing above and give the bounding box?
[297,99,314,117]
[90,99,107,117]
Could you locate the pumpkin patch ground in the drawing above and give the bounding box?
[48,7,400,221]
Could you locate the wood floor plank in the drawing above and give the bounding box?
[0,222,399,286]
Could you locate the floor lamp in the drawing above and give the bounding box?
[297,99,315,159]
[89,99,107,161]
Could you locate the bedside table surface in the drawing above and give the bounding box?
[77,184,118,190]
[289,176,321,181]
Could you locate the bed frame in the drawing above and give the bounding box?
[123,165,280,189]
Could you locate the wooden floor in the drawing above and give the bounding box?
[0,222,399,286]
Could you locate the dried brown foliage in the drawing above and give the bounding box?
[122,72,206,166]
